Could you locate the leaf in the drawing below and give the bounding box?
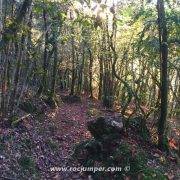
[164,173,175,180]
[169,138,178,150]
[153,153,160,158]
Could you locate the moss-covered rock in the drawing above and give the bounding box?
[73,141,166,180]
[61,95,81,103]
[44,96,58,109]
[87,116,123,140]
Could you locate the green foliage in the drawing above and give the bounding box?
[111,143,147,177]
[73,140,166,179]
[143,168,167,180]
[44,96,58,109]
[45,138,59,150]
[87,107,102,117]
[34,3,43,14]
[161,135,169,152]
[21,138,35,149]
[73,139,103,165]
[128,117,150,141]
[102,95,114,108]
[18,156,36,173]
[0,137,5,151]
[19,100,37,114]
[10,115,19,127]
[48,124,57,134]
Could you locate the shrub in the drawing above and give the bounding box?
[19,156,36,173]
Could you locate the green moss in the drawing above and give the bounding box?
[44,96,58,109]
[143,168,167,180]
[45,138,59,150]
[19,100,37,113]
[36,113,44,122]
[0,137,5,151]
[114,142,131,156]
[87,108,102,117]
[21,138,35,149]
[9,115,19,127]
[19,156,36,173]
[128,117,150,141]
[48,125,57,134]
[73,141,165,179]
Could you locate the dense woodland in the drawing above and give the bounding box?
[0,0,179,179]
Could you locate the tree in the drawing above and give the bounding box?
[157,0,169,149]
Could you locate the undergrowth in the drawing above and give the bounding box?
[73,140,167,179]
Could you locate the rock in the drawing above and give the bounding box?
[61,95,81,103]
[44,97,58,109]
[87,115,123,139]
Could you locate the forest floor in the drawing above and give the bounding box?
[0,91,179,179]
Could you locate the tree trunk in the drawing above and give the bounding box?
[70,28,76,95]
[0,0,2,39]
[88,49,93,98]
[98,55,103,100]
[37,7,49,96]
[0,0,32,49]
[157,0,169,149]
[51,39,58,98]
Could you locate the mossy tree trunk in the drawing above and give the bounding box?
[157,0,169,150]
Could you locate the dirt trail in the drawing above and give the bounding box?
[47,95,94,179]
[0,94,98,179]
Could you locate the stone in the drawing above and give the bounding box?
[87,115,123,139]
[61,95,81,103]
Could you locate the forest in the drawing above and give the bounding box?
[0,0,179,179]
